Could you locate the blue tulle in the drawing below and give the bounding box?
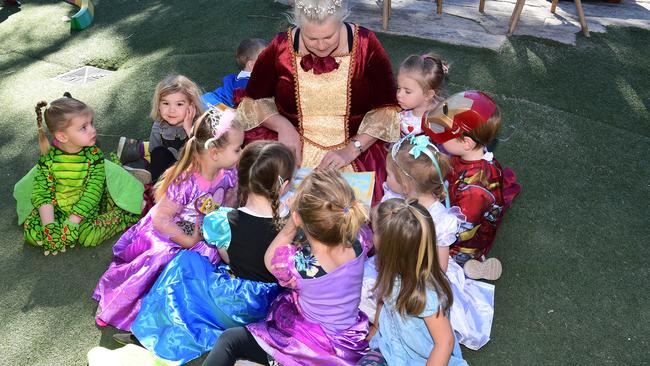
[131,251,280,365]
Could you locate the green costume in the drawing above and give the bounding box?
[14,146,144,255]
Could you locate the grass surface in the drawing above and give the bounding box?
[1,1,649,365]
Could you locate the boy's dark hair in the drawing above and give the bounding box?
[236,38,268,69]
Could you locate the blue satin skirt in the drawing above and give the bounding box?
[131,251,280,365]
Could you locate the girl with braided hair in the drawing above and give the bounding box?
[14,94,143,255]
[129,141,295,365]
[93,106,244,331]
[204,169,373,366]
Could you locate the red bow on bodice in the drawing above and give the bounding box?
[300,54,340,75]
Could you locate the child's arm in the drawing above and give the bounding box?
[366,301,383,341]
[264,215,297,273]
[454,187,491,225]
[436,246,449,273]
[423,312,455,366]
[32,156,55,225]
[152,197,202,249]
[149,122,163,153]
[173,223,203,249]
[69,149,105,222]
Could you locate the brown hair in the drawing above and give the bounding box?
[373,198,453,317]
[399,53,447,101]
[291,169,367,246]
[150,75,205,123]
[237,141,296,231]
[235,38,268,70]
[35,95,93,155]
[463,105,502,149]
[154,109,243,201]
[387,140,451,199]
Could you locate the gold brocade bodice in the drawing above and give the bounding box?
[295,55,354,172]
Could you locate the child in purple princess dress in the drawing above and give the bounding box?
[93,107,244,331]
[202,169,373,366]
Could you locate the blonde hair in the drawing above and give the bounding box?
[291,169,367,246]
[150,75,205,123]
[35,95,93,155]
[237,141,296,231]
[154,110,243,201]
[373,198,452,317]
[399,53,447,101]
[387,140,450,200]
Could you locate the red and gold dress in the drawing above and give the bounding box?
[238,25,400,203]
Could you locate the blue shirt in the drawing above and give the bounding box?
[371,279,468,365]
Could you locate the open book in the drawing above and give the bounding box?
[281,168,375,214]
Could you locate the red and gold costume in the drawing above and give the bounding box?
[422,90,521,260]
[447,156,506,259]
[238,25,400,203]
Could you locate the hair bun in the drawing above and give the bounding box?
[63,92,72,98]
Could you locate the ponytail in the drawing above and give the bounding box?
[373,198,453,317]
[35,101,51,155]
[292,169,368,247]
[237,141,295,231]
[269,183,282,232]
[337,199,366,247]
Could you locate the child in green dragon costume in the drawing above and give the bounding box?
[14,94,144,255]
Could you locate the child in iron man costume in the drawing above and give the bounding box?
[422,90,520,280]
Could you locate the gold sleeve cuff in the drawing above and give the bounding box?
[236,97,280,131]
[358,106,401,143]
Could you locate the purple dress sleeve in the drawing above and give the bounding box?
[270,244,301,289]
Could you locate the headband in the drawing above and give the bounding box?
[391,133,450,208]
[295,0,342,17]
[203,106,236,150]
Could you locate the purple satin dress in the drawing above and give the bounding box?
[93,170,236,331]
[247,227,373,366]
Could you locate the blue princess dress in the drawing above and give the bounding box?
[131,207,281,365]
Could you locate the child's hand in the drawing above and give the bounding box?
[366,323,378,341]
[61,221,79,248]
[181,222,203,249]
[42,222,63,255]
[183,104,197,135]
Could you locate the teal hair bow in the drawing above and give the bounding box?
[398,134,450,208]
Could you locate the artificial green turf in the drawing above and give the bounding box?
[1,1,648,365]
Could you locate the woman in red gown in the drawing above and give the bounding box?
[237,0,400,203]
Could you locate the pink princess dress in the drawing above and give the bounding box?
[93,169,236,331]
[246,227,374,366]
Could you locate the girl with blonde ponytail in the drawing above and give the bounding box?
[94,106,244,332]
[358,198,467,366]
[202,169,373,366]
[128,141,295,364]
[15,95,142,255]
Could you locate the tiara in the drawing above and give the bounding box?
[295,0,343,17]
[204,106,236,149]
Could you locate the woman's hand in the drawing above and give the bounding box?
[264,114,303,166]
[183,103,197,137]
[317,144,359,170]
